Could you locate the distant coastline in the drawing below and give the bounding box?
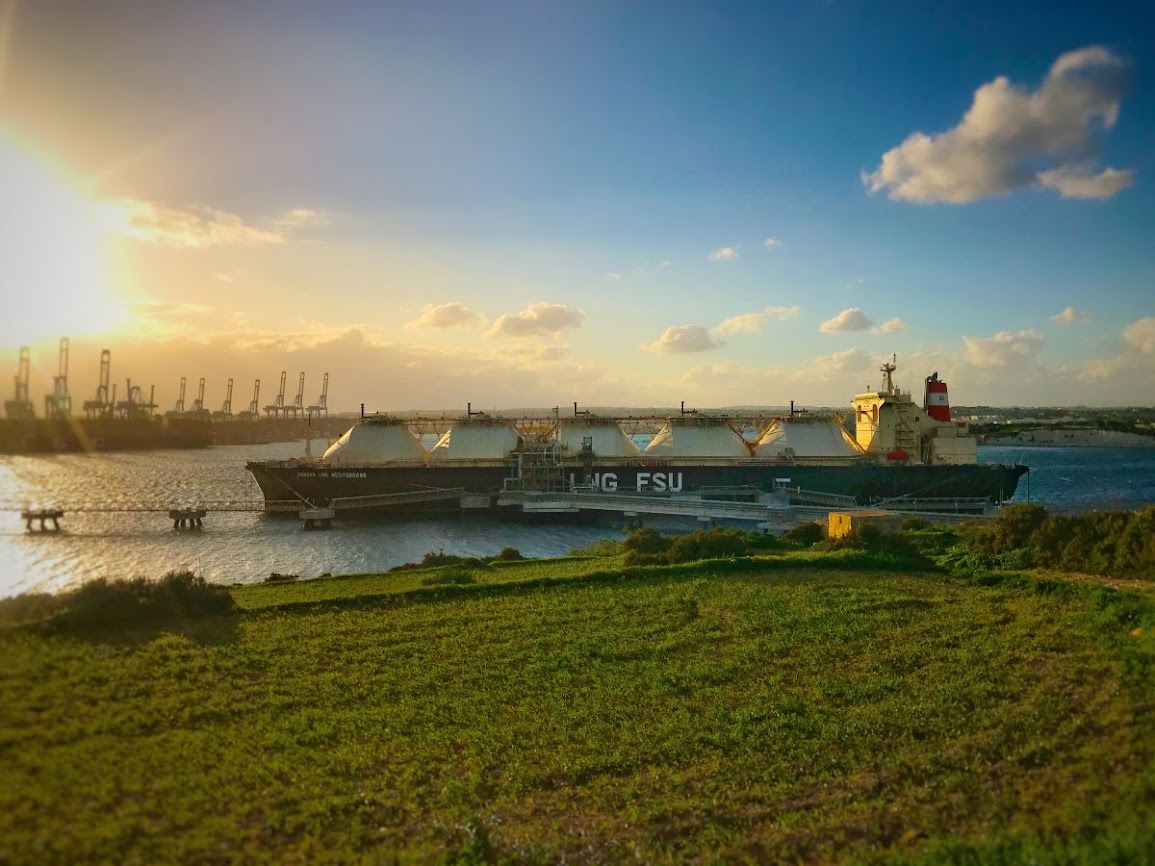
[981,428,1155,448]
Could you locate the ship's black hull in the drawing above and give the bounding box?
[247,457,1029,514]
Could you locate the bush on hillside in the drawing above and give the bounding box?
[0,592,59,627]
[957,505,1155,579]
[52,570,235,632]
[623,526,671,555]
[781,521,824,547]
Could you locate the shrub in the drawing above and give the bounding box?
[52,571,235,633]
[265,572,299,583]
[953,505,1155,579]
[666,528,752,563]
[490,547,523,562]
[623,526,671,555]
[781,521,824,547]
[0,592,59,627]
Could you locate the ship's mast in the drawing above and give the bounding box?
[880,355,897,394]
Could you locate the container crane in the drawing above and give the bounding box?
[239,379,260,420]
[187,377,208,417]
[264,371,287,417]
[307,372,329,418]
[43,337,71,418]
[288,372,306,417]
[5,346,35,420]
[214,378,234,419]
[170,376,187,415]
[116,380,156,419]
[82,349,113,418]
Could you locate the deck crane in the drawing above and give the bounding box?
[5,346,35,420]
[238,379,260,420]
[289,372,306,417]
[170,376,187,415]
[82,349,113,418]
[214,378,234,419]
[307,372,329,418]
[43,337,71,418]
[264,371,287,417]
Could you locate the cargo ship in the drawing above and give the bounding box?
[246,360,1028,516]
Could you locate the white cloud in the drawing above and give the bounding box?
[763,237,783,250]
[874,318,907,335]
[820,308,873,333]
[274,207,329,230]
[811,348,875,375]
[709,246,739,262]
[94,199,292,246]
[405,302,484,330]
[603,272,622,280]
[643,325,725,354]
[963,329,1045,367]
[1050,306,1092,325]
[1036,166,1134,199]
[714,306,801,335]
[485,302,585,339]
[1123,316,1155,354]
[864,46,1133,204]
[1077,317,1155,382]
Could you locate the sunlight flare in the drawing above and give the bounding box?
[0,136,127,348]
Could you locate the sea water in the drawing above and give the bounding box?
[0,442,1152,598]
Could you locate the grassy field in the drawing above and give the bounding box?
[2,551,1154,864]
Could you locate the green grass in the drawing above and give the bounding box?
[2,555,1154,864]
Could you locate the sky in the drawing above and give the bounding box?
[1,0,1153,413]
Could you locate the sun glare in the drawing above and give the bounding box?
[0,137,127,349]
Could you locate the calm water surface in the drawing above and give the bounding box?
[1,442,1152,597]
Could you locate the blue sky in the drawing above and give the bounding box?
[1,0,1152,411]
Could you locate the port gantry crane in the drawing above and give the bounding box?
[264,371,287,417]
[214,378,234,420]
[116,380,156,419]
[287,372,306,418]
[43,337,72,418]
[5,346,35,420]
[307,372,329,418]
[82,349,113,419]
[191,377,206,413]
[170,376,187,416]
[239,379,260,420]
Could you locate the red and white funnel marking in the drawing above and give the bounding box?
[924,372,951,422]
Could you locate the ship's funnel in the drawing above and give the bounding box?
[924,372,951,422]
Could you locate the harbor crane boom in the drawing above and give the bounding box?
[191,377,206,413]
[44,337,71,418]
[83,349,112,418]
[217,378,234,417]
[5,346,34,420]
[172,377,186,415]
[290,372,306,417]
[308,372,329,418]
[264,371,287,417]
